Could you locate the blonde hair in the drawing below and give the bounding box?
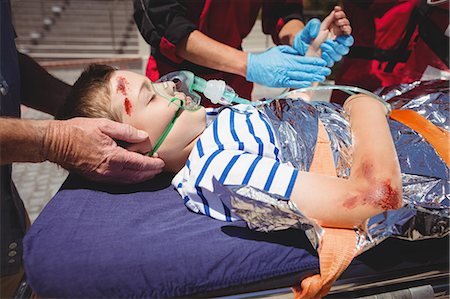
[57,64,121,122]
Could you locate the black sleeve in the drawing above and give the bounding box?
[279,0,304,25]
[261,0,304,44]
[133,0,197,48]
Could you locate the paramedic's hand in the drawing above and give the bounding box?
[44,118,164,183]
[318,34,354,66]
[293,17,354,67]
[246,45,330,88]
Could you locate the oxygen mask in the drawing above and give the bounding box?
[156,71,253,108]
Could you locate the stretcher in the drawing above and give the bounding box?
[23,81,449,298]
[22,174,448,298]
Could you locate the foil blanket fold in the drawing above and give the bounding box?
[223,80,449,253]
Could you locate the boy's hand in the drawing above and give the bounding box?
[320,6,354,66]
[44,118,165,183]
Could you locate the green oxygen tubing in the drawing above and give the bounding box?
[252,84,392,115]
[192,73,391,114]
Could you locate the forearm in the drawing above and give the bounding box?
[0,118,50,164]
[0,118,70,165]
[278,19,304,45]
[344,94,401,183]
[176,30,248,77]
[18,52,71,116]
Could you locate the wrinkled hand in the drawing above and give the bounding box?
[246,45,330,88]
[44,118,164,183]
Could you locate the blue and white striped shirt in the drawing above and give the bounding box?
[172,105,299,222]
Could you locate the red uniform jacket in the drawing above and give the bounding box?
[333,0,449,104]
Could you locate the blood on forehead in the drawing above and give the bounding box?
[116,76,129,96]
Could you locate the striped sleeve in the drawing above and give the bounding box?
[176,150,298,222]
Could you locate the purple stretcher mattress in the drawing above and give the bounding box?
[23,174,448,298]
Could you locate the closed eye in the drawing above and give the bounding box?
[147,92,155,105]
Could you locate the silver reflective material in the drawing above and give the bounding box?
[263,99,318,172]
[228,80,449,253]
[311,101,353,178]
[213,179,324,249]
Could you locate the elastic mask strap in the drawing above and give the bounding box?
[148,98,184,156]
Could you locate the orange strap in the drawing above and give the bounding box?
[292,228,358,299]
[390,109,450,167]
[292,120,359,299]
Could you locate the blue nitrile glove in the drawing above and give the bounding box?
[319,35,354,67]
[292,18,321,56]
[246,45,330,88]
[292,18,355,67]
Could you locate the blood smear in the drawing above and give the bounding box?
[116,76,129,95]
[124,98,132,116]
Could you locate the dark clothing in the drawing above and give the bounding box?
[0,0,27,279]
[134,0,304,105]
[333,0,449,103]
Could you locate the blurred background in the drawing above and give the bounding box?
[10,0,337,222]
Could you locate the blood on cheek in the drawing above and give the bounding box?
[124,98,133,116]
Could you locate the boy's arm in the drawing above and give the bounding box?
[290,95,402,229]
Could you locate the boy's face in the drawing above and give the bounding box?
[109,70,206,155]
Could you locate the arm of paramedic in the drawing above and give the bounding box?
[290,95,402,229]
[133,0,245,75]
[133,0,329,87]
[0,117,164,183]
[18,52,71,116]
[261,0,305,46]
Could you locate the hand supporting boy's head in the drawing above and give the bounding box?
[58,64,207,172]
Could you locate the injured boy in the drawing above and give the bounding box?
[57,10,403,229]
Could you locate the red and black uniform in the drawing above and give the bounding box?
[133,0,304,103]
[333,0,449,104]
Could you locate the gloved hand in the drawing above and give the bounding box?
[319,35,354,67]
[292,18,321,55]
[292,18,354,67]
[246,45,330,88]
[45,118,165,183]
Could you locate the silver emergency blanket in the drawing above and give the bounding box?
[225,80,449,253]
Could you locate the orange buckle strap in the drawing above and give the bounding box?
[292,120,359,299]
